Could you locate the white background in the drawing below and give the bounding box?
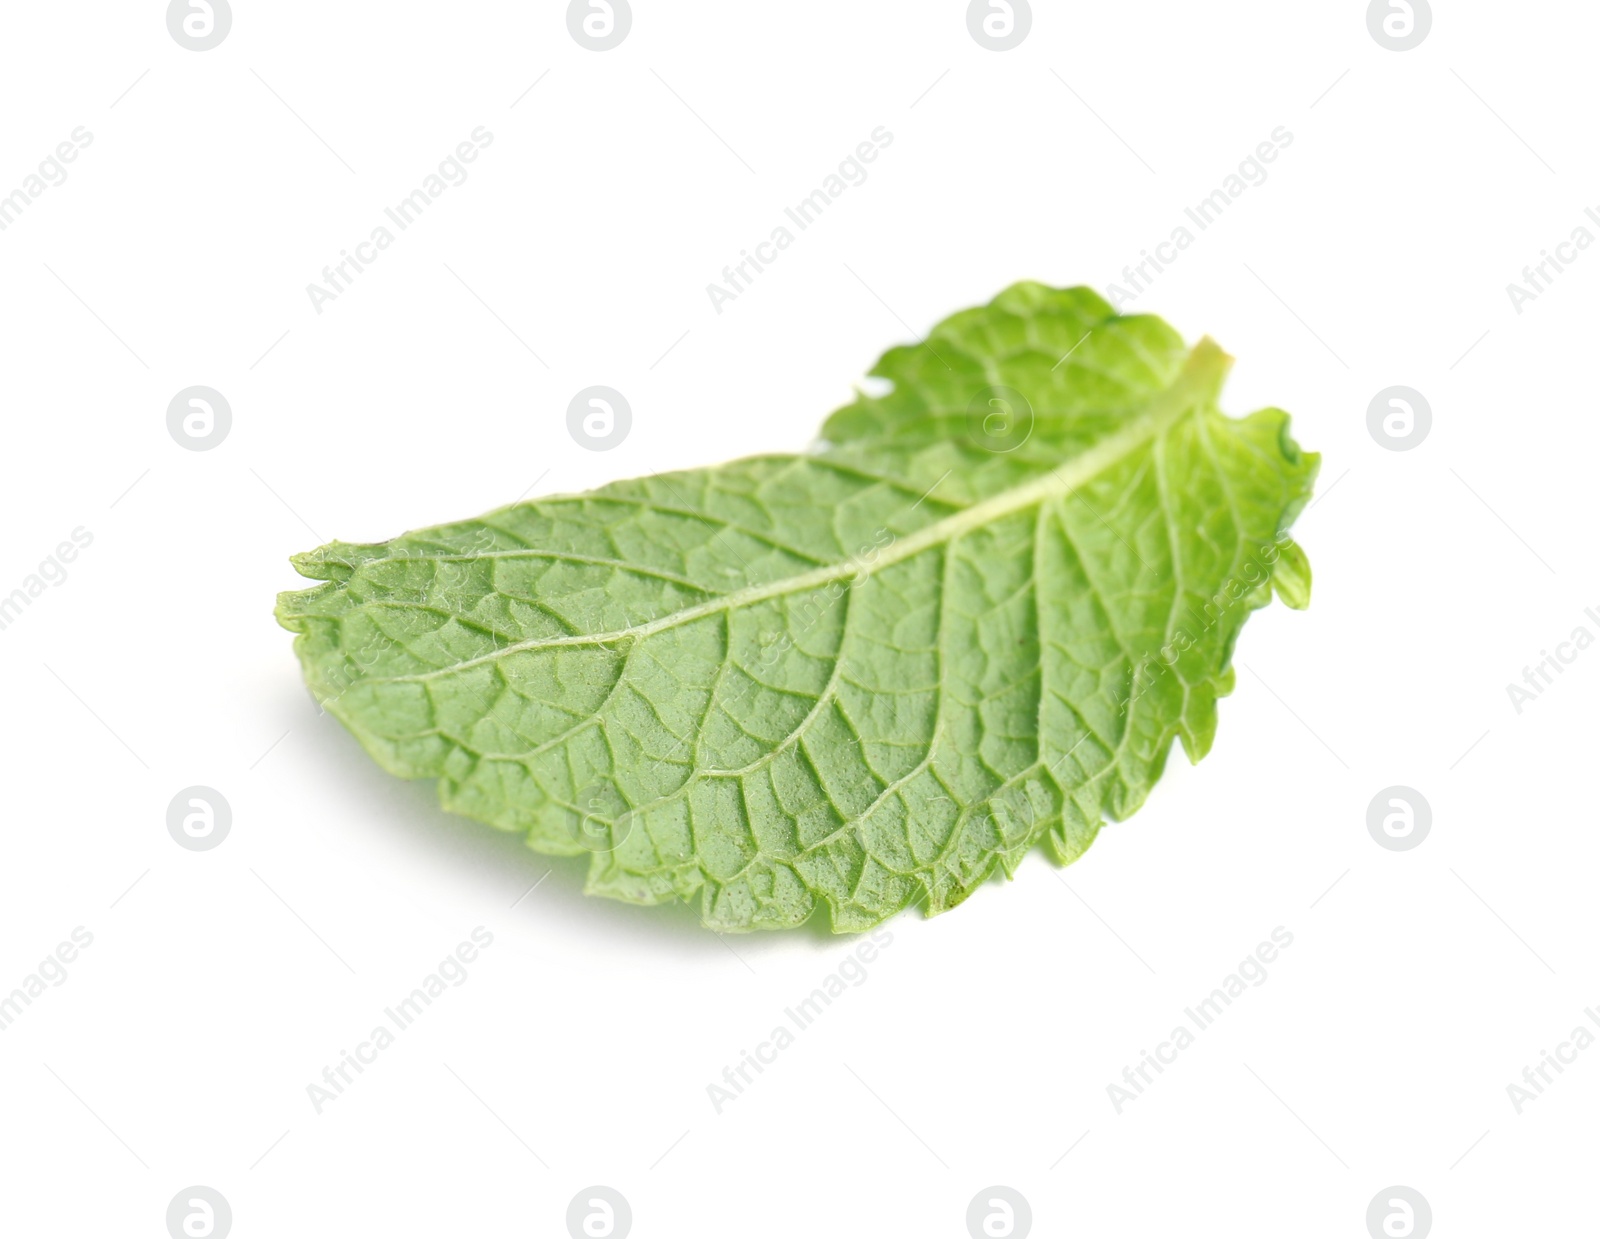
[1,1,1594,1235]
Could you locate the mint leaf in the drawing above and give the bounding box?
[277,283,1318,932]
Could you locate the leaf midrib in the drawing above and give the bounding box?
[374,340,1228,687]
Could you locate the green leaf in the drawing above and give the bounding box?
[277,282,1319,933]
[1271,539,1313,610]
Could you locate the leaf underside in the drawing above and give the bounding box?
[277,283,1319,933]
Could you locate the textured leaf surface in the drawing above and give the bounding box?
[277,284,1318,932]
